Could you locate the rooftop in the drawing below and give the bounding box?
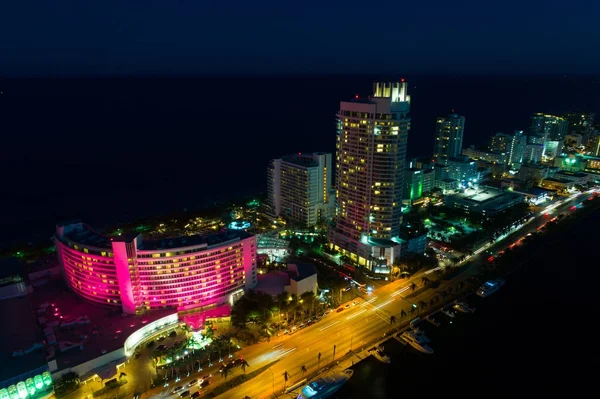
[139,229,252,251]
[0,296,47,385]
[27,278,174,372]
[543,177,572,184]
[554,170,588,178]
[0,257,23,280]
[281,153,321,168]
[289,263,317,282]
[446,186,523,209]
[58,222,252,251]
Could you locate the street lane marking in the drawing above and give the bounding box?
[362,297,378,306]
[272,343,284,349]
[373,299,394,310]
[346,309,366,320]
[392,286,410,296]
[319,321,339,331]
[277,347,296,358]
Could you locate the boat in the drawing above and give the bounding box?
[453,301,475,313]
[476,279,505,298]
[426,316,441,327]
[368,345,391,363]
[410,327,430,343]
[400,330,434,354]
[441,309,455,318]
[296,369,354,399]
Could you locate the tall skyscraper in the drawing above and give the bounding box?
[433,113,465,165]
[564,112,595,145]
[490,130,527,168]
[329,81,410,274]
[267,152,334,227]
[530,113,569,142]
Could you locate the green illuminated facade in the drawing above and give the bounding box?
[0,372,53,399]
[403,168,424,203]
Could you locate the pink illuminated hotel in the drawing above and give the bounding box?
[54,221,258,317]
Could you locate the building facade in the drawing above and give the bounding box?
[462,146,507,165]
[530,113,569,142]
[267,152,334,227]
[403,168,424,203]
[446,156,479,186]
[330,81,410,274]
[433,113,465,165]
[55,221,258,315]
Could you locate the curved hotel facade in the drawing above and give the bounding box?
[55,221,257,315]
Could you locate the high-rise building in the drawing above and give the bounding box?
[506,130,527,168]
[403,168,423,203]
[564,112,595,143]
[530,113,569,142]
[433,113,465,165]
[329,81,410,274]
[267,152,334,227]
[489,133,511,153]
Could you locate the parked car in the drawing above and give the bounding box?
[179,390,190,397]
[172,386,184,394]
[191,392,201,399]
[188,379,197,387]
[337,308,344,313]
[200,380,210,388]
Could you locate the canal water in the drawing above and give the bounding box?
[337,209,598,398]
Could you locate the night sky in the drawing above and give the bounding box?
[1,0,599,76]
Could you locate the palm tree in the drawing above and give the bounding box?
[240,359,249,374]
[221,367,232,380]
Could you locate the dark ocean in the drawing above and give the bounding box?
[0,75,598,248]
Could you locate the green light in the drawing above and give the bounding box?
[16,382,27,399]
[412,304,417,308]
[33,376,43,390]
[25,379,35,396]
[42,372,52,387]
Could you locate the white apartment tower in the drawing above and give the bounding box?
[267,152,334,227]
[434,113,465,165]
[329,81,410,274]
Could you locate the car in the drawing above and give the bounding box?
[336,308,344,313]
[352,301,360,306]
[306,319,313,325]
[179,390,190,398]
[133,393,141,399]
[201,374,212,381]
[344,304,351,309]
[188,379,197,387]
[283,329,289,334]
[156,344,167,351]
[172,386,184,393]
[299,322,305,328]
[200,380,210,388]
[191,392,201,399]
[157,336,166,341]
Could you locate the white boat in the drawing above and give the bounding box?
[368,345,391,363]
[296,369,354,399]
[453,301,475,313]
[410,327,430,343]
[441,309,455,318]
[476,279,505,298]
[400,330,434,354]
